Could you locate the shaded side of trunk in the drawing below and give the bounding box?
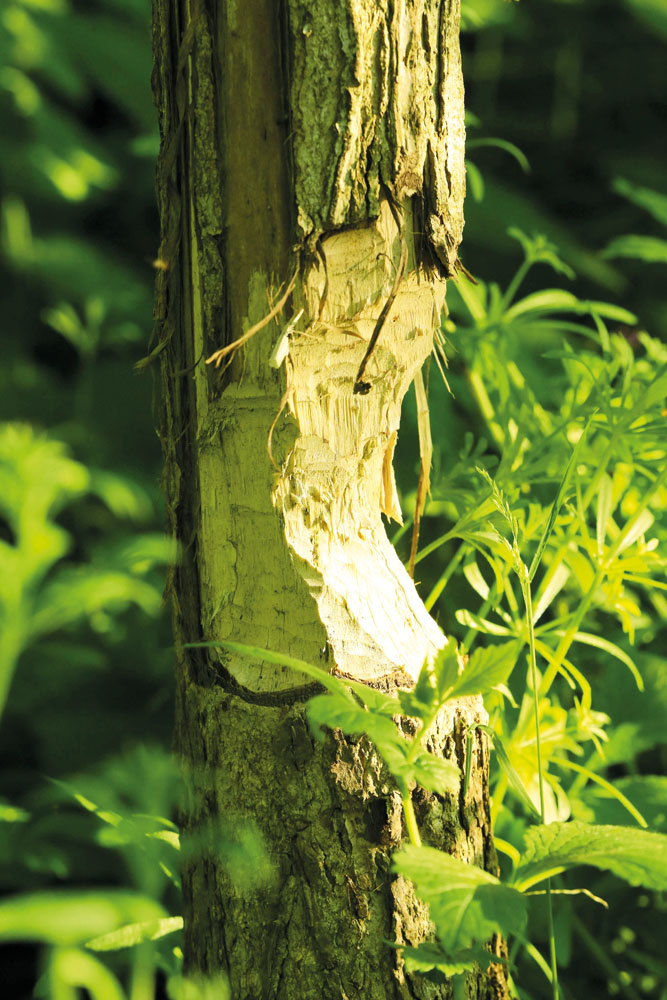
[151,0,509,996]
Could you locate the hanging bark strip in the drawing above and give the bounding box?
[354,236,409,394]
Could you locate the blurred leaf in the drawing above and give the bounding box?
[602,235,667,264]
[613,177,667,227]
[46,947,126,1000]
[30,567,162,636]
[168,974,231,1000]
[0,890,165,945]
[86,915,183,951]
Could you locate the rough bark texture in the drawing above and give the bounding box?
[286,0,465,274]
[151,0,509,996]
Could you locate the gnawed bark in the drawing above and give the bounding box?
[151,0,510,996]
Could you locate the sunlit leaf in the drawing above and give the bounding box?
[513,822,667,891]
[393,845,527,953]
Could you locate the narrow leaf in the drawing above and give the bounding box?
[86,916,183,952]
[528,417,593,581]
[186,640,356,703]
[476,724,541,819]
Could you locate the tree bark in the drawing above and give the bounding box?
[151,0,509,996]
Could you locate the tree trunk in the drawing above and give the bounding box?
[151,0,508,996]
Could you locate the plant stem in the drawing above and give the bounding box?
[425,542,467,611]
[522,569,559,1000]
[402,788,422,847]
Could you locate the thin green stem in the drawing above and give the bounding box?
[523,575,545,821]
[424,542,467,611]
[522,570,559,1000]
[402,788,422,847]
[501,258,532,311]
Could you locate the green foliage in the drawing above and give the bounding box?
[0,890,166,945]
[1,0,665,998]
[393,846,526,971]
[512,822,667,893]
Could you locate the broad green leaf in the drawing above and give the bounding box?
[410,753,460,797]
[398,642,461,721]
[0,891,165,945]
[86,915,183,951]
[504,289,583,322]
[512,822,667,891]
[393,845,526,953]
[305,693,402,749]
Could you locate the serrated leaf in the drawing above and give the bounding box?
[512,822,667,891]
[86,915,183,951]
[410,753,460,797]
[451,642,520,699]
[393,846,526,953]
[305,693,408,777]
[397,941,490,976]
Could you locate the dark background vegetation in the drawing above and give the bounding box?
[0,0,665,997]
